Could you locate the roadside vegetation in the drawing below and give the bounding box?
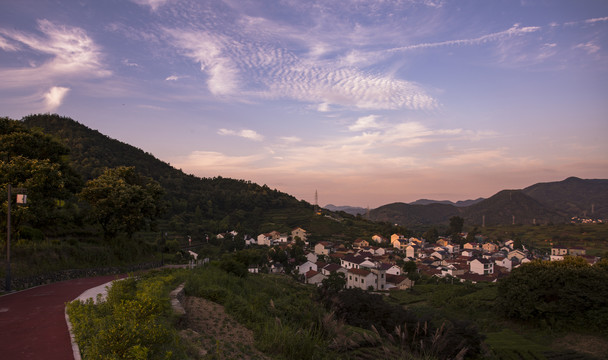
[67,269,189,359]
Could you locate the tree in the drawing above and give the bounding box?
[320,272,346,294]
[0,117,82,235]
[449,216,464,236]
[79,166,165,240]
[423,227,439,243]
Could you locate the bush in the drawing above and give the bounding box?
[67,271,186,359]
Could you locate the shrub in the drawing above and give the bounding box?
[67,272,186,359]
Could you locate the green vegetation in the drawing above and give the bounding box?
[66,269,188,359]
[79,166,165,240]
[497,257,608,334]
[477,223,608,256]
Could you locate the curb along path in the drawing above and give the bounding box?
[0,275,123,360]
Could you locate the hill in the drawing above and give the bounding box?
[369,177,606,227]
[323,204,367,216]
[461,190,566,226]
[523,176,608,219]
[369,202,461,226]
[21,114,311,235]
[20,114,402,240]
[409,198,485,207]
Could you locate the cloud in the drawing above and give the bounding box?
[0,19,109,88]
[43,86,70,111]
[0,35,19,51]
[130,0,171,11]
[163,24,437,110]
[388,23,540,53]
[585,17,608,24]
[349,115,382,131]
[218,128,264,141]
[122,59,139,67]
[574,42,600,55]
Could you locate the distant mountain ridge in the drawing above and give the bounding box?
[368,178,608,226]
[409,198,485,207]
[324,204,367,216]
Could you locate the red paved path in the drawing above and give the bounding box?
[0,275,123,360]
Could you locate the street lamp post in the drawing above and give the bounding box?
[5,184,27,292]
[5,183,11,292]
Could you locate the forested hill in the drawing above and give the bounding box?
[21,114,312,236]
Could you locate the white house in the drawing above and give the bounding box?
[372,234,388,244]
[314,242,333,255]
[470,258,494,275]
[305,270,326,286]
[291,227,308,242]
[494,257,513,271]
[346,268,387,291]
[385,264,402,275]
[297,261,317,275]
[305,252,318,263]
[257,233,272,246]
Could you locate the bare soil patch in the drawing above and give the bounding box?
[553,333,608,359]
[179,296,270,360]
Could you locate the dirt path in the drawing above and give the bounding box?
[180,296,270,359]
[0,275,123,360]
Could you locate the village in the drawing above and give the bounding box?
[225,227,602,291]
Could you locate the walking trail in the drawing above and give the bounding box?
[0,275,123,360]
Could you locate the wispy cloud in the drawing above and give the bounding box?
[388,23,540,53]
[574,42,600,55]
[0,35,19,51]
[218,128,264,141]
[348,115,382,131]
[163,20,437,110]
[0,19,109,88]
[130,0,171,11]
[43,86,70,111]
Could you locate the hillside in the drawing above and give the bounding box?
[523,177,608,219]
[369,202,461,226]
[409,198,485,207]
[461,190,566,226]
[323,204,367,216]
[21,114,310,235]
[368,177,606,227]
[20,114,400,239]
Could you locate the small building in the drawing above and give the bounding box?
[314,241,333,255]
[470,258,494,275]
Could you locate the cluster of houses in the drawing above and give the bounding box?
[232,226,598,290]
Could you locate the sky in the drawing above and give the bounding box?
[0,0,607,208]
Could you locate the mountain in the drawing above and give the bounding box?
[324,204,367,216]
[461,190,566,226]
[522,177,608,219]
[409,198,485,207]
[19,114,403,240]
[369,202,461,226]
[21,114,311,234]
[369,178,606,227]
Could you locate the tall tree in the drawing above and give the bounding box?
[79,166,165,240]
[448,216,464,236]
[0,117,82,234]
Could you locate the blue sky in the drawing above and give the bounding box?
[1,0,607,207]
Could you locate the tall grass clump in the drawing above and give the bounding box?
[66,269,188,359]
